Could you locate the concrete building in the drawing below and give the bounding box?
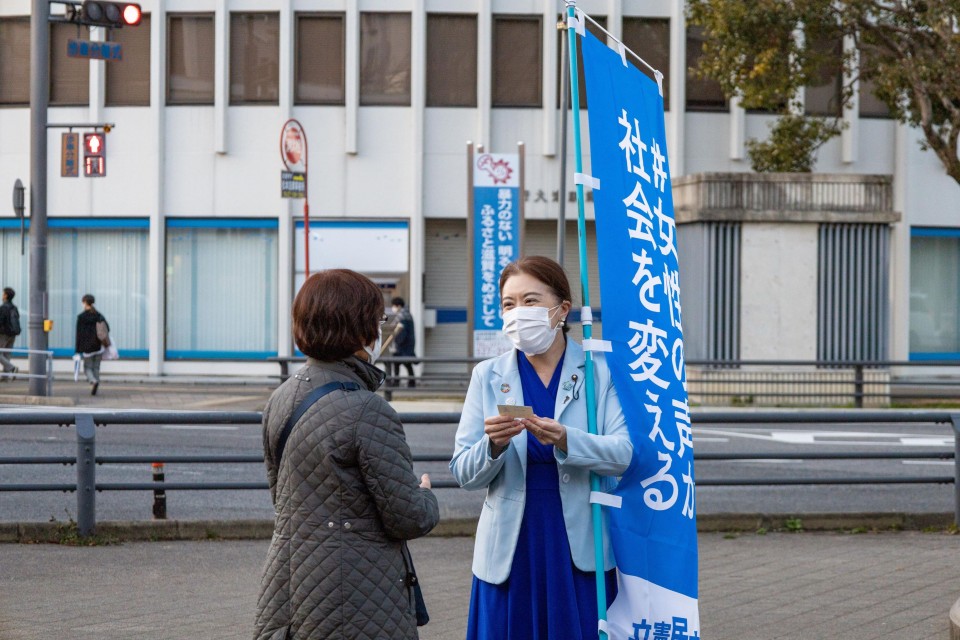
[0,0,957,377]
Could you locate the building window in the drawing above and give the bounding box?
[910,228,960,359]
[426,14,477,107]
[0,219,151,358]
[50,23,89,106]
[818,224,889,361]
[295,13,345,105]
[229,13,279,105]
[858,47,891,118]
[492,15,541,108]
[622,18,671,111]
[0,17,30,106]
[0,224,30,350]
[360,12,411,106]
[557,15,605,109]
[49,222,149,357]
[685,26,727,112]
[105,14,151,106]
[166,220,278,359]
[804,37,842,117]
[167,13,214,105]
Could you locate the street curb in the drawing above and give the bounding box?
[696,511,956,532]
[1,512,954,543]
[951,597,960,640]
[0,517,478,543]
[0,394,74,406]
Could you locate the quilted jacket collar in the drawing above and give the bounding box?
[304,356,385,392]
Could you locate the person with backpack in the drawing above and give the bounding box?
[75,294,110,395]
[0,287,21,380]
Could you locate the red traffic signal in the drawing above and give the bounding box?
[83,132,106,177]
[80,2,142,28]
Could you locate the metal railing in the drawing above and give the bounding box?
[685,359,960,408]
[269,356,481,400]
[0,347,54,395]
[270,356,960,407]
[0,409,957,536]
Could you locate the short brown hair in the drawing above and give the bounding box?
[293,269,384,361]
[499,256,574,334]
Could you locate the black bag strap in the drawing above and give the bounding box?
[275,380,360,467]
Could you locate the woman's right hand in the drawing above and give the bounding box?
[484,415,524,458]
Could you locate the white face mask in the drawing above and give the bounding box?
[364,327,383,364]
[501,304,563,356]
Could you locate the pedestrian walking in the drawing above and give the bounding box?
[390,296,417,387]
[0,287,21,380]
[75,294,110,395]
[255,269,439,640]
[450,256,633,640]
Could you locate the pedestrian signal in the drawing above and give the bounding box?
[83,132,107,177]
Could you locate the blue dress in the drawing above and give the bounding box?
[466,351,617,640]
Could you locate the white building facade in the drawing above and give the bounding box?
[0,0,958,376]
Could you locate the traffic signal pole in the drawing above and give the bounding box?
[29,0,50,396]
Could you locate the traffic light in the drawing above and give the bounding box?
[83,132,106,177]
[79,2,142,28]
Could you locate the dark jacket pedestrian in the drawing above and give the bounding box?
[390,297,417,387]
[75,294,109,394]
[392,299,416,357]
[255,270,439,640]
[0,287,20,376]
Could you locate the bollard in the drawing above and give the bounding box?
[853,364,864,409]
[76,414,96,537]
[151,462,167,519]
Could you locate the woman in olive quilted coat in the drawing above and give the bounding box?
[255,270,440,640]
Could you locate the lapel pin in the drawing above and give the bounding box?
[562,381,573,391]
[500,383,511,394]
[506,397,516,405]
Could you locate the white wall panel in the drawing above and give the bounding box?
[164,107,217,214]
[348,108,414,215]
[740,223,819,360]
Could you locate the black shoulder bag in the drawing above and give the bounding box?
[402,542,430,626]
[275,380,360,467]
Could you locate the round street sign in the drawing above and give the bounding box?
[280,119,307,173]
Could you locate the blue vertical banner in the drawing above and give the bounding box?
[473,153,521,358]
[581,29,700,638]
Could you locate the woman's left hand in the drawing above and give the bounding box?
[519,416,567,453]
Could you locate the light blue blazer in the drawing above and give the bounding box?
[450,339,633,585]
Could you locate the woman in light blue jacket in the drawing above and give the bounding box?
[450,256,633,640]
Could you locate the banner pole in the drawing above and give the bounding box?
[565,2,608,638]
[466,141,475,359]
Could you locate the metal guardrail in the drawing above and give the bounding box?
[0,409,957,536]
[270,357,960,406]
[0,347,54,395]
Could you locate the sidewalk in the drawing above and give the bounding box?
[0,374,465,413]
[0,531,957,639]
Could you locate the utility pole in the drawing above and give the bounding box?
[29,0,50,396]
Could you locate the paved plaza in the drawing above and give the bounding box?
[0,531,957,639]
